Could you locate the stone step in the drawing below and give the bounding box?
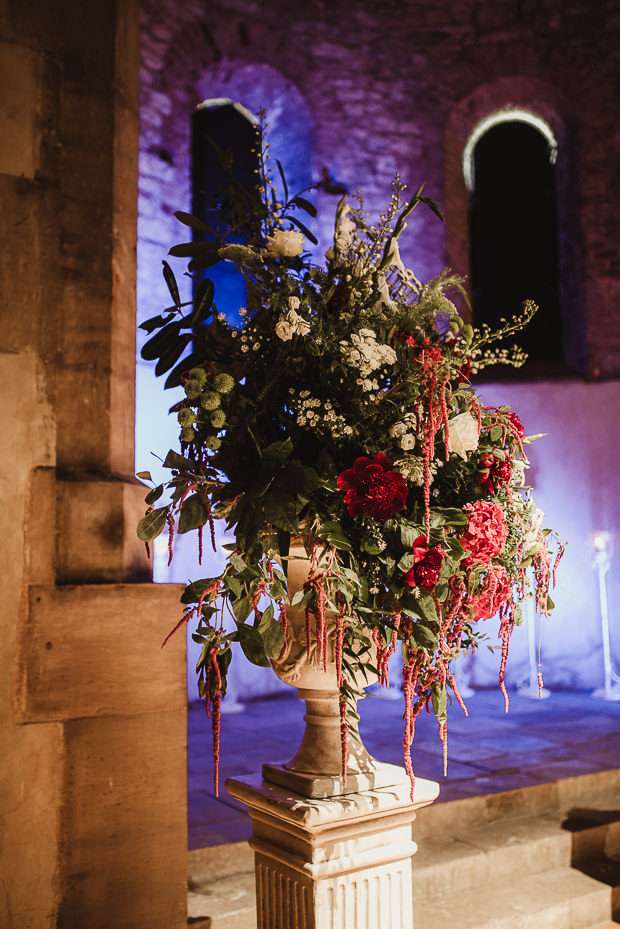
[413,865,612,929]
[187,771,620,928]
[188,871,256,929]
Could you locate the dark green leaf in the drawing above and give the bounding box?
[164,351,205,390]
[431,684,448,721]
[258,604,285,659]
[430,508,467,528]
[262,495,300,534]
[419,195,446,223]
[137,506,169,541]
[275,159,289,202]
[168,241,217,258]
[188,251,222,271]
[163,449,197,472]
[231,594,252,623]
[141,320,183,361]
[173,210,215,234]
[139,314,174,334]
[317,520,352,552]
[162,260,181,307]
[192,278,214,324]
[154,332,193,377]
[291,196,317,217]
[237,623,270,667]
[229,553,247,573]
[144,484,164,505]
[398,552,415,572]
[181,578,217,604]
[262,438,294,469]
[489,425,503,443]
[178,494,208,534]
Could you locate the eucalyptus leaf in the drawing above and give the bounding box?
[237,623,270,667]
[178,494,208,534]
[258,604,285,659]
[137,506,169,541]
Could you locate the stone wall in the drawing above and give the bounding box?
[0,2,186,926]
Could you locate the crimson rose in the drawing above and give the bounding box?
[478,453,512,493]
[404,535,446,590]
[337,453,408,521]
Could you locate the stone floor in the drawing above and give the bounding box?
[188,686,620,850]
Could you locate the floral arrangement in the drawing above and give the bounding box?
[138,117,563,795]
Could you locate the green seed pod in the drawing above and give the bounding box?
[177,408,195,427]
[184,381,201,400]
[210,409,226,429]
[205,435,221,451]
[180,426,196,443]
[213,372,235,394]
[187,367,208,387]
[200,390,221,411]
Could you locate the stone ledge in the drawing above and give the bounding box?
[17,581,186,722]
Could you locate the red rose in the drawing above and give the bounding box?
[337,453,408,522]
[478,454,512,493]
[404,535,447,590]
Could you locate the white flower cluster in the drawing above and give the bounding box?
[288,389,354,437]
[275,297,311,341]
[340,328,397,379]
[389,413,418,451]
[393,455,443,486]
[232,308,264,354]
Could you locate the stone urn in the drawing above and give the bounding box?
[263,544,410,798]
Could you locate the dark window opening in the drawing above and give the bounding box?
[192,101,259,326]
[469,121,564,373]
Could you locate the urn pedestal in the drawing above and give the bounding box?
[225,545,439,928]
[225,774,439,929]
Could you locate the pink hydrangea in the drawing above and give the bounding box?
[461,500,509,566]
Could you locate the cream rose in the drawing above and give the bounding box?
[265,229,305,258]
[275,320,294,341]
[447,412,479,459]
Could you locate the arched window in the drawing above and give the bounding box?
[466,114,563,370]
[192,99,259,325]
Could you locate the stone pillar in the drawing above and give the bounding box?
[0,2,187,927]
[227,775,439,929]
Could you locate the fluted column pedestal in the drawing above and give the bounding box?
[226,773,439,929]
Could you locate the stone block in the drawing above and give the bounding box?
[0,40,40,178]
[58,710,187,929]
[56,477,152,583]
[18,581,186,722]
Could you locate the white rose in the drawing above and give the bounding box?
[275,320,294,341]
[265,229,305,258]
[522,509,545,551]
[297,320,310,336]
[288,296,301,311]
[447,412,480,459]
[400,434,416,450]
[389,421,408,438]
